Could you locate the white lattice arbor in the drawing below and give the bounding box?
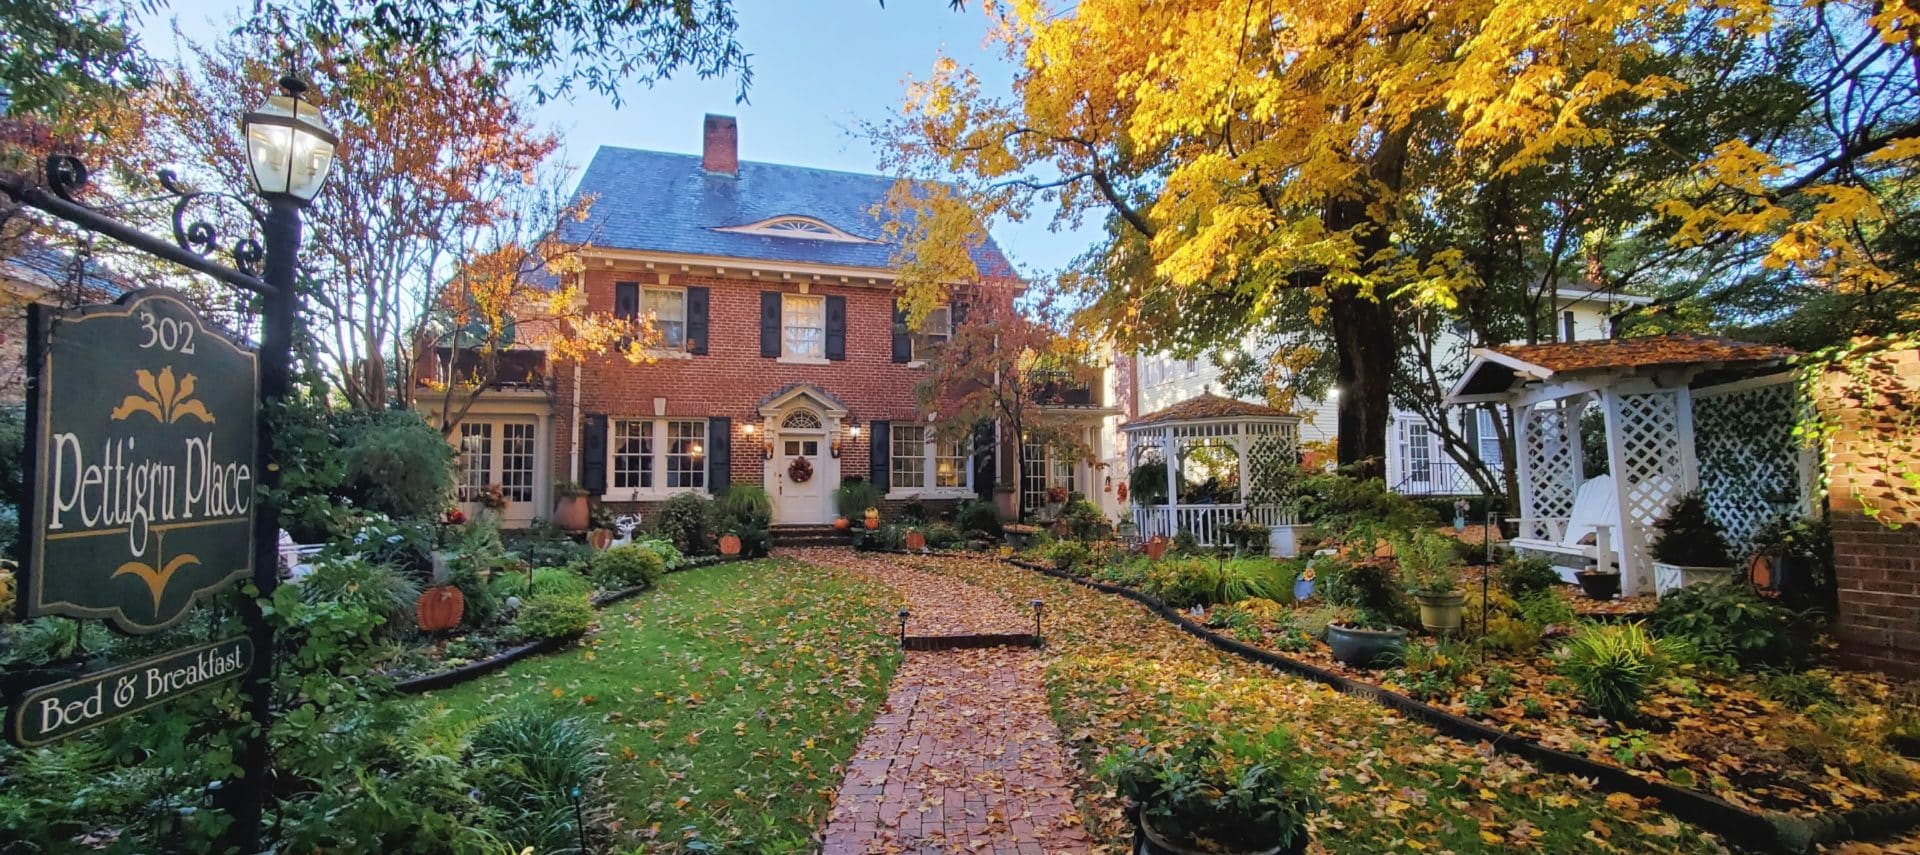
[1120,393,1301,547]
[1449,335,1808,597]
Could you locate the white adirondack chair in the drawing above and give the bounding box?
[278,529,325,582]
[1509,475,1619,583]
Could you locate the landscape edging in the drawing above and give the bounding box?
[981,555,1920,855]
[392,554,750,695]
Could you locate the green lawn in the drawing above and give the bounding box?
[412,558,902,853]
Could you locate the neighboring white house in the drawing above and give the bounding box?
[1121,290,1652,498]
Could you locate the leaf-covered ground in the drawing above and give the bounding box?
[410,558,902,853]
[860,552,1733,854]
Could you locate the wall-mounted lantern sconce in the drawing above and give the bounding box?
[742,421,773,460]
[832,419,860,459]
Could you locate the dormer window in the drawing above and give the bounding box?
[714,216,876,243]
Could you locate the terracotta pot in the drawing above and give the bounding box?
[905,529,927,551]
[416,585,465,633]
[1145,536,1169,561]
[834,517,852,531]
[553,495,590,532]
[719,534,742,556]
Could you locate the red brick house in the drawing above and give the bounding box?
[421,115,1119,527]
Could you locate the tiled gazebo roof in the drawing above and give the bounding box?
[1124,392,1298,430]
[1492,334,1797,375]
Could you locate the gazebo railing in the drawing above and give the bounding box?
[1131,503,1289,546]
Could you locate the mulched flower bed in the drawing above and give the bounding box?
[1052,557,1920,820]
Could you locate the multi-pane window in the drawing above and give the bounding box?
[644,287,686,350]
[457,423,492,501]
[1021,439,1074,512]
[499,423,535,501]
[891,425,928,490]
[783,294,825,359]
[911,305,951,359]
[612,419,654,489]
[1475,409,1504,468]
[1405,422,1432,483]
[666,420,707,489]
[934,436,966,488]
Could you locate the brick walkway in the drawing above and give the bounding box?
[789,550,1094,855]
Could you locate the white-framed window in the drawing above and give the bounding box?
[608,418,707,495]
[643,286,686,350]
[667,419,707,489]
[890,424,972,494]
[457,422,492,501]
[911,305,952,360]
[1403,421,1433,483]
[500,423,536,501]
[1475,409,1504,468]
[613,419,654,489]
[1021,439,1075,512]
[782,294,825,359]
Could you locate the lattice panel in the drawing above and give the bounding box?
[1693,381,1807,552]
[1616,390,1687,580]
[1247,431,1301,520]
[1521,406,1580,539]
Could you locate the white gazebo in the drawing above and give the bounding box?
[1122,393,1301,547]
[1447,334,1812,597]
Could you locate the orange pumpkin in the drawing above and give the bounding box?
[905,529,927,551]
[719,533,743,556]
[1145,536,1169,561]
[416,585,465,632]
[833,517,852,531]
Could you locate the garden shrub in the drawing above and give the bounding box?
[650,492,717,555]
[925,523,963,548]
[325,513,438,577]
[1039,539,1095,572]
[834,479,884,519]
[339,410,457,521]
[1397,639,1473,701]
[594,544,666,590]
[516,592,594,639]
[1057,499,1110,541]
[1292,470,1437,539]
[956,498,1002,537]
[1093,558,1152,588]
[529,566,594,598]
[1648,492,1734,568]
[448,565,503,629]
[508,522,592,569]
[468,710,610,853]
[1317,559,1410,625]
[1559,621,1683,720]
[1103,732,1319,853]
[716,485,775,556]
[1651,583,1817,672]
[300,557,421,640]
[630,537,685,570]
[1497,553,1563,601]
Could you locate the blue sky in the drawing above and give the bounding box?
[142,0,1098,277]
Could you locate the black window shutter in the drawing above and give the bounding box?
[1463,408,1480,448]
[580,414,609,493]
[686,287,710,355]
[971,421,996,495]
[760,292,781,358]
[707,417,730,494]
[614,282,639,319]
[952,300,969,328]
[891,301,911,363]
[869,421,891,490]
[825,295,847,361]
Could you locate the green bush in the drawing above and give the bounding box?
[833,478,883,518]
[956,498,1003,537]
[715,485,774,556]
[1103,732,1319,853]
[629,537,685,570]
[508,522,592,569]
[1291,470,1437,537]
[527,566,594,598]
[448,565,503,629]
[1649,492,1734,568]
[1651,583,1817,671]
[516,591,594,639]
[1039,539,1095,572]
[925,523,963,548]
[1057,499,1110,541]
[301,557,421,640]
[594,544,666,590]
[1393,529,1463,595]
[340,410,457,521]
[1318,559,1410,625]
[1558,621,1683,720]
[650,492,717,555]
[1143,559,1284,607]
[469,710,609,853]
[1497,552,1563,600]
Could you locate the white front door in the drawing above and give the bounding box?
[774,435,827,524]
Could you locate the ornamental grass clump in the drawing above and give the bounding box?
[1558,621,1685,721]
[468,710,610,853]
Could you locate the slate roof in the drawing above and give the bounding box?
[560,147,1015,278]
[1125,392,1299,429]
[1,238,129,297]
[1491,334,1797,375]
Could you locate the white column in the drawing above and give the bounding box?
[1599,390,1644,595]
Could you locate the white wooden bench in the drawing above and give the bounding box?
[278,530,326,581]
[1508,475,1619,583]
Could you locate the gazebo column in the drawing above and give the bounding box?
[1163,427,1178,538]
[1599,389,1647,596]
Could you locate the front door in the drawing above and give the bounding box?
[774,436,826,524]
[456,419,540,526]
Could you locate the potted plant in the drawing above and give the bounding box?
[1292,563,1316,603]
[1003,523,1040,549]
[1223,518,1271,556]
[864,506,882,530]
[552,480,590,531]
[1395,530,1465,635]
[1104,738,1319,855]
[1649,492,1735,596]
[1325,607,1408,668]
[1748,516,1833,611]
[1576,565,1621,600]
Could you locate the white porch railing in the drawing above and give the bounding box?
[1131,503,1290,545]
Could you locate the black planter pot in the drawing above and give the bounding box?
[1325,623,1407,669]
[1576,570,1621,600]
[1134,811,1308,855]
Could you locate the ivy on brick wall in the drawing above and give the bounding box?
[1797,336,1920,530]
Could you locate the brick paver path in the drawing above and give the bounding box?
[790,549,1095,855]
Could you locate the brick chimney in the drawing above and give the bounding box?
[702,114,738,176]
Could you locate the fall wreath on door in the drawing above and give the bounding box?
[788,456,814,483]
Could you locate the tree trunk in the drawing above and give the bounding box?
[1329,289,1394,478]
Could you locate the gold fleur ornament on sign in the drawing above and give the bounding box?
[110,366,216,424]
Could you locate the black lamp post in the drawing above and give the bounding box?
[230,76,337,850]
[1031,599,1044,645]
[897,608,910,647]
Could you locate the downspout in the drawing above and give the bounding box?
[569,363,582,481]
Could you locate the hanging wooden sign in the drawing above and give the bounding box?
[7,636,254,747]
[19,291,259,634]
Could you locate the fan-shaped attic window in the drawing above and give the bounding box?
[713,216,876,244]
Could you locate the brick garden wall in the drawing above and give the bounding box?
[1821,347,1920,676]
